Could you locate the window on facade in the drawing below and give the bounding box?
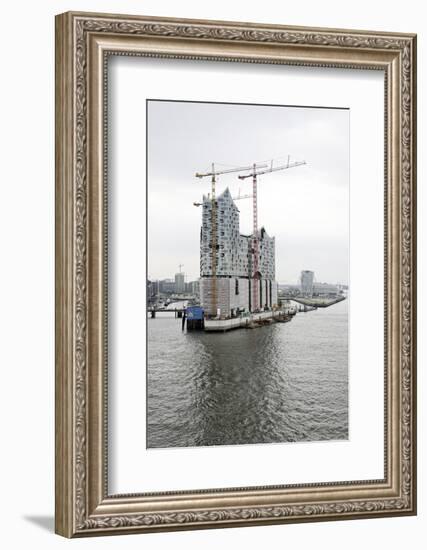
[235,278,239,295]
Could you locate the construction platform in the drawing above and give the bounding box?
[282,295,346,308]
[204,309,289,332]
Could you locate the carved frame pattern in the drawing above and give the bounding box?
[55,11,416,537]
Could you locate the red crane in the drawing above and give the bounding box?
[238,158,306,311]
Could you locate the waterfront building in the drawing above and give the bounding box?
[313,282,340,296]
[279,280,343,298]
[200,187,278,317]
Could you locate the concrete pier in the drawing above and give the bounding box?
[280,295,346,308]
[204,309,287,332]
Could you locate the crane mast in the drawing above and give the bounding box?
[252,164,259,312]
[210,164,217,317]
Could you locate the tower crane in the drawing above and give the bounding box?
[238,157,306,311]
[193,191,253,207]
[195,163,267,316]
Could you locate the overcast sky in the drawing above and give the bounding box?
[147,100,349,285]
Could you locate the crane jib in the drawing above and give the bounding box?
[195,163,268,179]
[238,160,306,179]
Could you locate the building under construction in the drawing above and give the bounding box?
[200,187,278,317]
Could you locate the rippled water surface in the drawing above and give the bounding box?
[147,300,348,448]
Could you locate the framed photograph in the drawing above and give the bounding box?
[55,11,417,537]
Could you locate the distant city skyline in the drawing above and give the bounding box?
[148,100,349,285]
[148,272,348,287]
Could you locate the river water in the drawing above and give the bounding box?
[147,299,348,448]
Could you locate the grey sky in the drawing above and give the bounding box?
[147,100,349,285]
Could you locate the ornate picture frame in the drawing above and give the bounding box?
[55,11,417,537]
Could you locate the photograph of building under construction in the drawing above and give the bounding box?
[146,99,349,449]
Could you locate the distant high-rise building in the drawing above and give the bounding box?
[300,270,314,296]
[147,279,159,299]
[187,280,200,296]
[158,279,175,294]
[175,272,185,294]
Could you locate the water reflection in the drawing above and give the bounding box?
[147,300,348,448]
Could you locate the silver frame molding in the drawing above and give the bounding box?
[55,11,417,538]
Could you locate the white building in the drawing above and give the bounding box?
[200,188,278,317]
